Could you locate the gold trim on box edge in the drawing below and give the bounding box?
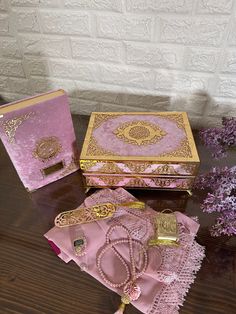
[82,173,196,179]
[80,159,200,176]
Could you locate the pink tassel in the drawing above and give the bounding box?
[114,303,126,314]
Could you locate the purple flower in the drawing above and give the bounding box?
[194,167,236,237]
[199,117,236,159]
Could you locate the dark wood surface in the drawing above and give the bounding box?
[0,115,235,314]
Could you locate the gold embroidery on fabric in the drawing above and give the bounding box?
[114,120,166,146]
[33,136,62,161]
[1,112,35,143]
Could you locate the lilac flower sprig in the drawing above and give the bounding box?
[199,117,236,159]
[194,166,236,237]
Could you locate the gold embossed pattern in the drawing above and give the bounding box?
[114,120,166,146]
[160,139,192,158]
[55,203,116,227]
[149,212,179,246]
[152,178,174,187]
[155,164,179,175]
[33,136,62,161]
[80,160,197,175]
[84,175,194,190]
[99,163,123,174]
[0,112,34,143]
[82,113,195,160]
[93,113,119,129]
[86,136,117,157]
[97,175,124,186]
[80,159,98,171]
[125,161,150,173]
[125,178,149,188]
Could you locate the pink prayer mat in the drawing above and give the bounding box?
[45,188,205,314]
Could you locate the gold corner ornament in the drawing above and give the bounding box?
[0,112,35,143]
[80,159,98,171]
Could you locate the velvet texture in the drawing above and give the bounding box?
[0,90,79,191]
[45,188,205,314]
[93,115,186,157]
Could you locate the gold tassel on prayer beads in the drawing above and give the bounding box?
[114,302,126,314]
[114,295,130,314]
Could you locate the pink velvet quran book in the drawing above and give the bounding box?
[0,90,79,191]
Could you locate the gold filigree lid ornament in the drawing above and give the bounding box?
[114,120,166,146]
[149,209,179,246]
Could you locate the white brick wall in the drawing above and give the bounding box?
[126,0,194,14]
[71,38,122,63]
[0,13,10,34]
[0,0,236,127]
[97,15,152,41]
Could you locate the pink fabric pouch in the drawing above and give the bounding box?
[45,188,205,314]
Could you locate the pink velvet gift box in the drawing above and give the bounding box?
[80,112,200,191]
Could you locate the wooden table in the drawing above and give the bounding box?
[0,115,235,314]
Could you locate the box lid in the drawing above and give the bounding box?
[80,112,200,163]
